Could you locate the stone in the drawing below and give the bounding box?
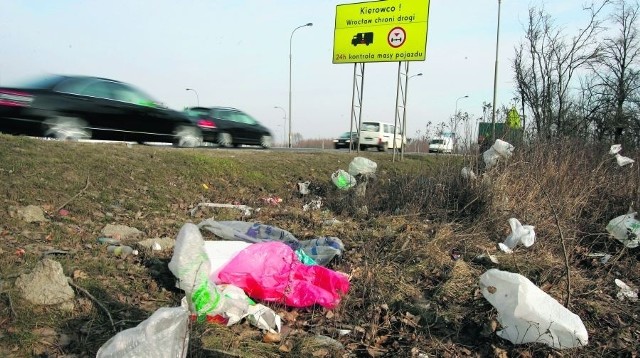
[101,224,142,239]
[10,205,48,223]
[14,259,75,310]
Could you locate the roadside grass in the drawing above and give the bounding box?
[0,134,638,357]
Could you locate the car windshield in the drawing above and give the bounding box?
[362,122,380,131]
[8,74,66,89]
[184,107,211,118]
[340,132,352,138]
[430,139,444,144]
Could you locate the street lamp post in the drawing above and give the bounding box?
[185,88,199,107]
[274,106,287,147]
[288,22,313,148]
[491,0,502,139]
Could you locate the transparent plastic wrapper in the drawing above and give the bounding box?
[168,224,225,320]
[96,299,189,358]
[606,212,640,248]
[217,241,350,308]
[199,219,345,265]
[498,218,535,253]
[348,157,377,177]
[331,169,357,190]
[479,269,588,349]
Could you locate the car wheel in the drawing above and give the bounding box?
[378,144,386,152]
[359,144,366,151]
[43,116,91,141]
[260,135,272,149]
[217,132,232,147]
[173,125,202,148]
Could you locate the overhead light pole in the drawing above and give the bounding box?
[491,0,502,139]
[185,88,199,107]
[274,106,287,147]
[288,22,313,148]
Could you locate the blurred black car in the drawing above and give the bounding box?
[333,131,358,149]
[0,74,202,147]
[184,106,273,148]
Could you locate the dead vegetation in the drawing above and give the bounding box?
[0,135,638,357]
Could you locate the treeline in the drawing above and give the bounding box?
[513,0,640,147]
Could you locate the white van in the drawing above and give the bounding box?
[428,136,454,154]
[358,121,405,152]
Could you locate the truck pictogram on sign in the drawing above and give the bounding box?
[351,32,374,46]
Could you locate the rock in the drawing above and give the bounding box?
[309,335,344,351]
[136,237,175,251]
[101,224,142,240]
[14,259,75,311]
[10,205,48,223]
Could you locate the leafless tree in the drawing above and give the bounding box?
[589,0,640,143]
[513,1,609,139]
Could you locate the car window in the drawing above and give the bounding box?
[79,80,113,99]
[234,112,257,125]
[108,82,156,106]
[185,107,211,118]
[13,74,66,89]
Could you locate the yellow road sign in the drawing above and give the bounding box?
[333,0,430,64]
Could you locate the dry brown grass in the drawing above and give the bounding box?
[0,135,638,357]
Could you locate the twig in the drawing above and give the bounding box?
[41,249,70,258]
[68,280,116,333]
[57,176,90,212]
[4,292,17,319]
[535,177,572,308]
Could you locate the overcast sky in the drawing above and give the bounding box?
[1,1,591,142]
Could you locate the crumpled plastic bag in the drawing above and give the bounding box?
[609,144,622,155]
[479,269,588,349]
[198,219,344,265]
[217,241,350,308]
[606,212,640,248]
[483,139,514,169]
[461,167,477,180]
[97,299,190,358]
[498,218,536,253]
[348,157,377,177]
[332,169,357,190]
[615,279,638,302]
[615,153,635,167]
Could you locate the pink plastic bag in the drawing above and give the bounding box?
[217,242,350,308]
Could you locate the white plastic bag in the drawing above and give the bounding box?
[483,139,514,169]
[461,167,477,180]
[331,169,357,190]
[96,299,189,358]
[479,269,588,349]
[297,181,311,195]
[606,212,640,248]
[615,153,635,167]
[492,139,514,158]
[348,157,377,177]
[498,218,535,253]
[615,279,638,302]
[609,144,622,155]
